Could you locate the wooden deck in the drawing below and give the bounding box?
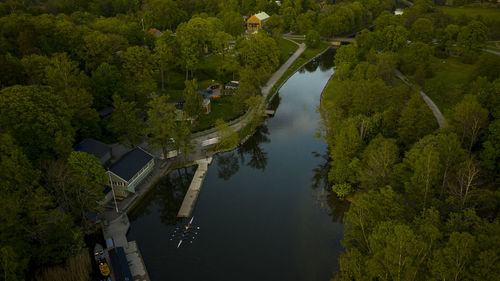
[177,157,212,218]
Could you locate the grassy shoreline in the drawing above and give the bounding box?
[267,41,332,102]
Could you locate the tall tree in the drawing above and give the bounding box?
[176,17,216,79]
[448,94,489,151]
[121,46,156,105]
[358,136,399,189]
[108,94,144,147]
[172,120,193,161]
[215,118,238,150]
[66,151,107,229]
[431,232,476,281]
[0,85,74,161]
[217,9,244,37]
[410,17,433,43]
[183,79,203,121]
[397,92,438,148]
[90,62,123,108]
[212,31,234,72]
[154,30,177,91]
[457,20,488,55]
[146,95,177,159]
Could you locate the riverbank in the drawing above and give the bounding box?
[99,40,327,280]
[268,42,332,102]
[127,48,340,281]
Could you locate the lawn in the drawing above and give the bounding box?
[486,41,500,52]
[321,77,342,105]
[192,96,246,132]
[421,56,475,110]
[436,6,500,21]
[275,37,299,63]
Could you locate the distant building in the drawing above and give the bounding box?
[247,12,270,32]
[107,147,154,196]
[224,81,240,90]
[176,99,186,110]
[74,138,111,165]
[149,28,162,37]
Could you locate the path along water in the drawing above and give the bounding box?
[127,49,348,281]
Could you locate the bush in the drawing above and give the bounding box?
[332,183,353,198]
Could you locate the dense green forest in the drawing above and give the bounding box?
[1,0,499,280]
[321,1,500,280]
[0,0,399,279]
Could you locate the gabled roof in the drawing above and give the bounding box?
[109,147,153,182]
[74,139,111,160]
[225,82,239,88]
[255,12,270,21]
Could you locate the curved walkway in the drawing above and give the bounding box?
[483,49,500,56]
[395,69,446,128]
[189,43,307,146]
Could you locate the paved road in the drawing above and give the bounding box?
[395,69,446,128]
[483,49,500,56]
[261,43,306,97]
[189,42,307,146]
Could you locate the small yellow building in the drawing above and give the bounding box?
[247,12,270,32]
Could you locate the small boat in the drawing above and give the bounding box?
[98,261,110,277]
[94,243,104,262]
[177,217,195,249]
[94,243,110,277]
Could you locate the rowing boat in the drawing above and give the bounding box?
[177,217,194,248]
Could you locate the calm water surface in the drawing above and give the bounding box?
[128,49,349,281]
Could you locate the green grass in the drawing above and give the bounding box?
[160,54,231,103]
[322,77,342,105]
[276,37,299,63]
[421,56,475,110]
[436,6,500,21]
[192,96,246,132]
[268,41,332,100]
[486,41,500,52]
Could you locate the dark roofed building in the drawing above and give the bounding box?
[224,81,239,89]
[107,147,154,194]
[74,138,111,165]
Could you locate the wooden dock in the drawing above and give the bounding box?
[177,157,212,217]
[265,109,276,116]
[102,214,151,281]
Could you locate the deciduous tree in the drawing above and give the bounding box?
[146,95,177,159]
[448,94,489,151]
[108,94,144,147]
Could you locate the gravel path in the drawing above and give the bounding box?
[395,69,446,128]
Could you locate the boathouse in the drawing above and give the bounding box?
[247,12,269,32]
[107,147,154,196]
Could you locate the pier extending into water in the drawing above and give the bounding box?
[102,214,151,281]
[177,157,213,217]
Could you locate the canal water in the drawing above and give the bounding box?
[128,49,349,281]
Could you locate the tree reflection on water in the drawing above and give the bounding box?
[311,150,350,223]
[215,152,239,180]
[129,167,195,226]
